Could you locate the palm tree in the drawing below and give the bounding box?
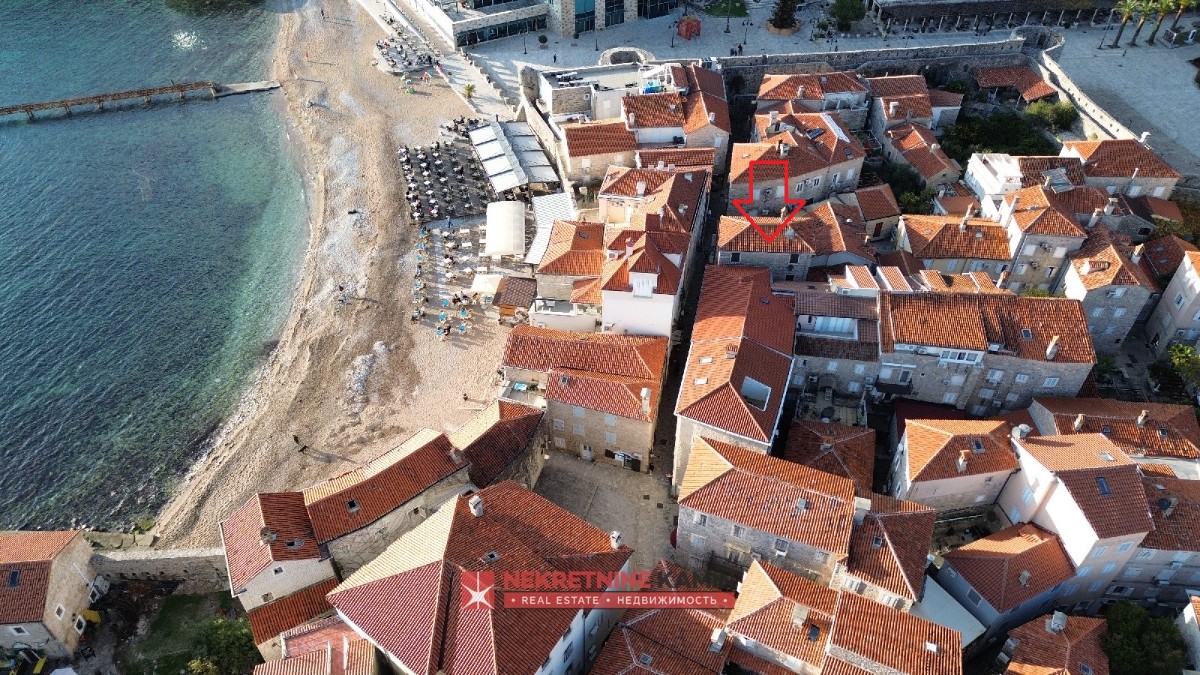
[1128,0,1153,43]
[1146,0,1175,42]
[1111,0,1139,46]
[463,83,476,100]
[1171,0,1197,31]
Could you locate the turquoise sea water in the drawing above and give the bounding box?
[0,0,307,529]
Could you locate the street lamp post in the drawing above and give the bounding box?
[744,20,749,44]
[523,31,528,53]
[1097,14,1111,48]
[671,20,677,46]
[726,11,732,32]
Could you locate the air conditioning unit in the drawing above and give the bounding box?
[865,377,876,385]
[1157,579,1170,586]
[1030,261,1040,270]
[1040,242,1053,251]
[937,362,949,369]
[1170,561,1184,569]
[774,549,787,557]
[996,653,1011,666]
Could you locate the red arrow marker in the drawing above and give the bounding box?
[732,159,808,244]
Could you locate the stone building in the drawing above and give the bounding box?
[996,184,1103,293]
[558,121,637,185]
[500,325,668,473]
[1027,398,1200,461]
[846,183,902,239]
[896,213,1012,277]
[963,153,1086,217]
[787,282,882,398]
[832,493,936,612]
[301,430,472,574]
[878,293,1096,414]
[246,578,339,660]
[1147,250,1200,357]
[755,71,870,130]
[889,418,1017,517]
[1000,613,1108,675]
[252,616,378,675]
[676,437,859,587]
[533,219,606,332]
[882,123,961,189]
[783,418,877,497]
[997,433,1154,615]
[219,492,337,613]
[0,531,102,659]
[729,112,864,215]
[673,266,795,485]
[1116,475,1200,610]
[328,482,635,675]
[1061,139,1182,199]
[1144,234,1197,282]
[448,398,546,489]
[937,524,1076,644]
[1060,232,1160,353]
[970,66,1058,106]
[715,213,875,282]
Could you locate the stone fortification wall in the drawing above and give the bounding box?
[92,548,229,595]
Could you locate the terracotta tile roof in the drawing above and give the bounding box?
[676,266,795,442]
[1016,156,1087,188]
[492,275,536,310]
[788,288,878,320]
[828,591,961,675]
[855,183,901,221]
[879,249,926,276]
[303,430,464,544]
[1032,398,1200,460]
[901,214,1011,261]
[253,650,329,675]
[599,167,708,235]
[328,481,634,675]
[727,561,839,669]
[1006,614,1108,675]
[220,493,322,591]
[503,325,667,380]
[903,419,1016,483]
[972,66,1057,102]
[879,292,1096,364]
[914,271,1011,294]
[684,91,731,134]
[448,400,544,487]
[935,194,982,216]
[1015,434,1154,538]
[783,420,876,497]
[943,524,1074,613]
[720,215,840,255]
[685,64,727,100]
[1068,232,1159,292]
[928,88,965,108]
[820,657,877,675]
[757,71,867,101]
[1002,185,1105,238]
[0,530,80,624]
[887,124,960,182]
[637,147,717,172]
[1063,139,1182,180]
[562,121,637,158]
[865,74,929,97]
[547,366,663,422]
[733,112,864,185]
[599,229,683,296]
[247,578,339,645]
[877,265,916,292]
[1145,234,1196,279]
[1138,462,1177,477]
[681,438,856,556]
[1139,476,1200,552]
[622,92,687,128]
[867,75,934,122]
[537,220,605,276]
[846,494,936,601]
[1135,195,1184,222]
[277,616,376,675]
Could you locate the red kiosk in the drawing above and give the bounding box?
[677,15,702,40]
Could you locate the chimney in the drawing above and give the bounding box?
[1005,195,1020,228]
[1073,413,1085,432]
[656,160,665,170]
[888,101,899,117]
[958,218,967,233]
[1046,335,1061,361]
[779,142,790,158]
[469,494,484,517]
[997,269,1010,287]
[628,112,636,127]
[820,436,834,452]
[259,527,276,546]
[1087,207,1102,229]
[725,343,738,359]
[769,110,779,126]
[1137,409,1150,428]
[1104,197,1117,215]
[1012,423,1032,440]
[930,142,940,152]
[780,205,790,219]
[684,172,694,182]
[1049,611,1068,633]
[450,447,465,464]
[710,629,728,653]
[1131,244,1144,265]
[636,180,647,196]
[956,450,970,473]
[708,111,716,123]
[610,531,623,549]
[1018,570,1032,587]
[1140,131,1151,144]
[625,237,635,259]
[641,387,651,416]
[853,497,872,524]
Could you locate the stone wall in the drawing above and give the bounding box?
[91,547,230,595]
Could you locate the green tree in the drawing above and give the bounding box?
[830,0,865,31]
[1146,0,1175,43]
[463,83,477,100]
[190,617,259,675]
[1022,287,1052,297]
[898,189,934,215]
[1102,601,1187,675]
[1128,0,1153,44]
[1111,0,1140,46]
[1025,100,1079,131]
[1169,344,1200,388]
[769,0,799,29]
[941,80,971,95]
[1171,0,1197,30]
[187,660,221,675]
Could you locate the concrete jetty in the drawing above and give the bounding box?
[0,80,282,121]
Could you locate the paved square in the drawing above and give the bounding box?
[535,452,678,573]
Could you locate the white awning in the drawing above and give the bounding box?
[468,126,498,144]
[468,121,560,194]
[910,576,986,648]
[471,273,504,295]
[485,201,526,256]
[526,192,576,265]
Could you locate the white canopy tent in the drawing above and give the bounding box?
[485,201,526,257]
[526,192,576,265]
[470,273,504,296]
[468,121,559,194]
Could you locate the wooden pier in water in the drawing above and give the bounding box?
[0,80,281,121]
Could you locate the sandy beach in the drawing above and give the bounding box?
[153,0,507,547]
